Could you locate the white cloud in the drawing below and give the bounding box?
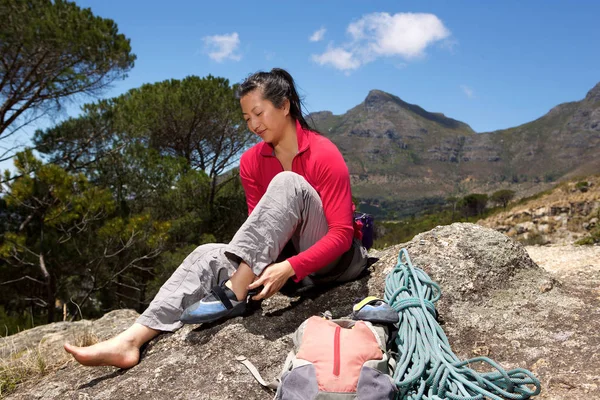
[460,85,475,99]
[312,12,451,72]
[309,27,326,42]
[311,46,361,72]
[203,32,241,62]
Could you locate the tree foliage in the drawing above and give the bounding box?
[1,71,252,330]
[34,76,256,210]
[458,193,488,217]
[0,150,170,323]
[32,100,122,174]
[0,0,135,140]
[117,75,256,207]
[490,189,516,208]
[0,2,253,333]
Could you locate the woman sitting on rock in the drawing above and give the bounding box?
[64,68,368,368]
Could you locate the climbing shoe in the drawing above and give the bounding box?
[180,282,247,324]
[351,296,399,325]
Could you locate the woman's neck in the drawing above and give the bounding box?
[273,119,298,157]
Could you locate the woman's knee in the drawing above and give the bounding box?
[267,171,308,192]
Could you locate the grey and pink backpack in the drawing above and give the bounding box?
[238,298,398,399]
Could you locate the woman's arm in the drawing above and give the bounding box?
[239,151,263,215]
[286,146,355,281]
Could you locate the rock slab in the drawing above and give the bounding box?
[3,223,599,399]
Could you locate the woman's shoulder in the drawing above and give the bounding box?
[241,142,263,160]
[304,130,348,177]
[240,142,264,172]
[306,130,344,159]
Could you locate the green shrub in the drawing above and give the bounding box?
[575,181,589,192]
[575,227,600,245]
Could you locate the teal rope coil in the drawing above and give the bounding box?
[384,248,541,400]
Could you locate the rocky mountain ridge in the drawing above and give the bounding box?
[311,83,600,218]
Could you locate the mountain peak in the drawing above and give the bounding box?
[366,89,391,97]
[585,82,600,103]
[365,89,397,105]
[363,89,474,133]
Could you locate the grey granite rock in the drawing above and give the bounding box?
[3,223,599,399]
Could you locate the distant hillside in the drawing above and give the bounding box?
[311,83,600,218]
[480,176,600,245]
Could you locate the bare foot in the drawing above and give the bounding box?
[64,323,158,369]
[64,336,139,369]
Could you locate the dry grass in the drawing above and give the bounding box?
[510,214,532,224]
[0,342,47,397]
[0,323,98,398]
[567,216,586,232]
[71,323,99,348]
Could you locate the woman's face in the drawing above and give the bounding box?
[240,89,290,145]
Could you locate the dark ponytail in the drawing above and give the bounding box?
[237,68,315,131]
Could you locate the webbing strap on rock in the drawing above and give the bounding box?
[384,248,542,400]
[236,355,280,390]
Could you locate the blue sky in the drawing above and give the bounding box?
[4,1,600,169]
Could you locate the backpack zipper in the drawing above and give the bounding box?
[333,325,341,376]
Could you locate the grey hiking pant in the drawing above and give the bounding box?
[136,172,368,332]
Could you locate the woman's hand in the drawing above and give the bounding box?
[248,260,296,300]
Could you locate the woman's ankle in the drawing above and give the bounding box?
[226,262,256,301]
[118,323,160,348]
[224,279,248,301]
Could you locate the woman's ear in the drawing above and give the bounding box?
[282,98,290,116]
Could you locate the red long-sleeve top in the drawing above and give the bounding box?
[239,120,361,281]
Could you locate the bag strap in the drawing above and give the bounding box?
[236,351,295,390]
[236,355,279,389]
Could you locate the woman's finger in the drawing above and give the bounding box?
[248,276,266,290]
[252,283,271,300]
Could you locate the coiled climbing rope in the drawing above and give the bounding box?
[384,248,541,400]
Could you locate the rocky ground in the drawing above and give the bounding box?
[525,244,600,277]
[1,223,599,399]
[522,244,600,398]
